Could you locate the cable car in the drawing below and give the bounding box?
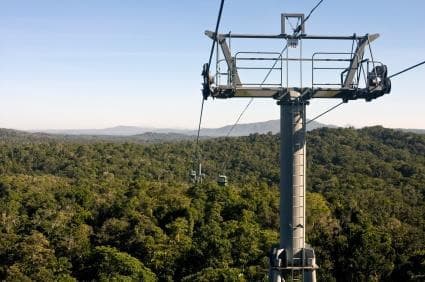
[190,170,197,183]
[217,174,228,186]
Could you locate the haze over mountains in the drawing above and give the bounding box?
[2,119,421,142]
[33,119,332,137]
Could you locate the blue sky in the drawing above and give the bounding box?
[0,0,424,130]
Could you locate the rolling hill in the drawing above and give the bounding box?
[32,119,332,137]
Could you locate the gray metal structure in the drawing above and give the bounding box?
[202,13,391,282]
[190,163,205,184]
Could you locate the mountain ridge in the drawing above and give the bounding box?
[3,121,424,142]
[30,119,333,137]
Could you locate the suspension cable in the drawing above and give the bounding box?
[219,43,288,174]
[225,100,254,138]
[307,59,425,125]
[224,44,289,138]
[220,0,325,174]
[193,0,226,171]
[222,0,325,138]
[388,60,425,79]
[307,101,344,125]
[195,98,205,149]
[207,0,225,69]
[293,0,324,34]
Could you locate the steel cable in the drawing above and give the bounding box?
[306,59,425,125]
[306,101,344,125]
[220,0,325,174]
[388,60,425,79]
[193,0,226,174]
[223,0,326,138]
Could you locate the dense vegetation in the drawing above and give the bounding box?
[0,126,424,281]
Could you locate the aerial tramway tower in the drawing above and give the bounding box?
[201,12,391,282]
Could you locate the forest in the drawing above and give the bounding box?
[0,126,424,281]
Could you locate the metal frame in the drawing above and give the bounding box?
[282,13,305,35]
[202,14,391,282]
[204,31,390,103]
[206,31,375,40]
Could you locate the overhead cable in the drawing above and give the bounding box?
[307,59,425,124]
[196,0,226,146]
[224,44,289,137]
[388,60,425,79]
[225,99,254,138]
[224,0,326,137]
[195,0,226,165]
[307,101,344,125]
[207,0,226,69]
[195,98,205,148]
[294,0,324,34]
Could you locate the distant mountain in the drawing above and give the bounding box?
[398,128,425,135]
[129,132,195,142]
[0,128,53,142]
[3,123,424,144]
[191,119,332,137]
[37,126,161,136]
[33,119,334,137]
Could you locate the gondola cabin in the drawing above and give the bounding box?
[217,174,228,186]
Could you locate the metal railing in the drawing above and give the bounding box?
[215,50,383,91]
[312,52,360,89]
[216,51,284,87]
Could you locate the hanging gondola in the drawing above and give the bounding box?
[217,174,228,186]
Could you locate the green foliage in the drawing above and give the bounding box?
[5,231,75,281]
[88,246,156,281]
[181,267,246,282]
[0,126,424,281]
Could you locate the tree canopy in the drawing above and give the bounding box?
[0,126,424,281]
